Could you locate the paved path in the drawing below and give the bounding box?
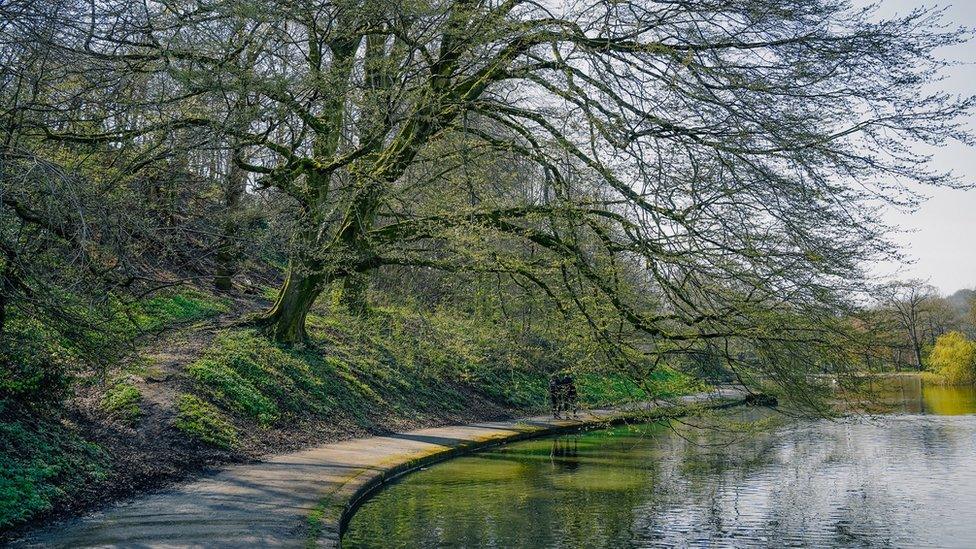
[15,389,743,548]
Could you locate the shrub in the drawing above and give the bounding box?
[0,318,76,404]
[928,331,976,385]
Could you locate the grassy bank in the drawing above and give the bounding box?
[173,305,701,449]
[0,288,230,533]
[0,291,702,537]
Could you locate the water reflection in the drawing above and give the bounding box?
[877,375,976,415]
[344,382,976,548]
[549,436,580,471]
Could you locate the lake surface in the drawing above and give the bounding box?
[343,379,976,548]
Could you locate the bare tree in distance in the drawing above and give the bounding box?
[878,280,941,371]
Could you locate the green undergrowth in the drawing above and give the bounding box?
[0,409,109,531]
[122,289,230,335]
[100,382,142,425]
[2,288,228,406]
[179,306,703,446]
[182,325,472,432]
[0,317,78,403]
[174,394,238,449]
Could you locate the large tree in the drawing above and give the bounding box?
[11,0,973,396]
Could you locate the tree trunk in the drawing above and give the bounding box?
[213,249,236,292]
[214,149,247,292]
[912,339,924,371]
[255,265,327,344]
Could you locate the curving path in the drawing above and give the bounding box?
[14,389,743,548]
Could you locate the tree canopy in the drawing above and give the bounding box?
[2,0,973,405]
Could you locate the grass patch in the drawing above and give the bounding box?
[128,289,230,333]
[174,394,238,449]
[183,327,457,429]
[185,358,279,425]
[261,286,280,301]
[100,382,142,425]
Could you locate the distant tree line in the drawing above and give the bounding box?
[858,280,976,378]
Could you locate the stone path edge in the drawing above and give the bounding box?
[316,393,746,547]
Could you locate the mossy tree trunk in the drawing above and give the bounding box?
[255,18,451,342]
[255,264,328,344]
[258,205,379,342]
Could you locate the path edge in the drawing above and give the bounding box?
[313,394,746,547]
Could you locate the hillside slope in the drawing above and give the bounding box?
[0,287,700,539]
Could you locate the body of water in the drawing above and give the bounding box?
[343,379,976,548]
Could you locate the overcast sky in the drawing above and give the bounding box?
[867,1,976,294]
